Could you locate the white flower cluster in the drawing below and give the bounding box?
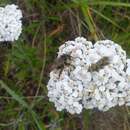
[125,59,130,105]
[0,4,22,42]
[47,37,130,114]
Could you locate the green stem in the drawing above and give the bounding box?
[82,110,90,130]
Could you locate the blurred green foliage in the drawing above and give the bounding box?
[0,0,130,130]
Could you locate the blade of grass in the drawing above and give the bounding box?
[31,111,46,130]
[0,81,29,108]
[81,5,98,41]
[82,110,90,130]
[113,33,130,43]
[18,122,25,130]
[64,0,98,40]
[37,36,47,96]
[60,2,89,32]
[31,27,47,109]
[88,1,130,7]
[0,122,16,127]
[91,8,125,31]
[0,80,46,130]
[3,55,11,77]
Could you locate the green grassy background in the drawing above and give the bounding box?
[0,0,130,130]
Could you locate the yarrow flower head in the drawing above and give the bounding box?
[0,4,22,42]
[47,37,130,114]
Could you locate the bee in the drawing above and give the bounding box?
[51,54,72,77]
[88,56,110,72]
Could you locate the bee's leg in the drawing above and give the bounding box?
[65,62,76,70]
[65,62,71,66]
[58,63,70,78]
[88,65,93,72]
[58,67,64,78]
